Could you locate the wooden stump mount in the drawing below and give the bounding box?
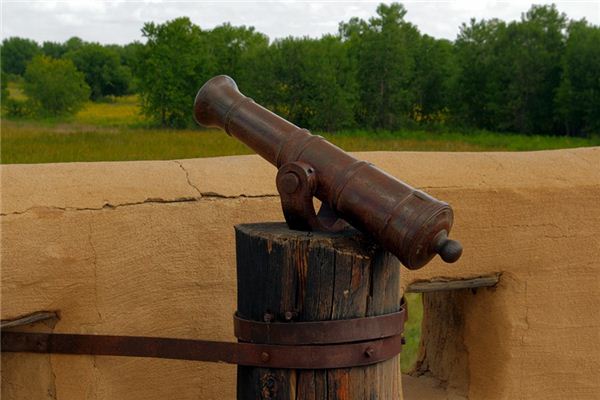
[236,223,402,400]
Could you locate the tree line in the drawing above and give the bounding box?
[1,3,598,136]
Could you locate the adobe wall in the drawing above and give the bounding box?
[1,148,599,399]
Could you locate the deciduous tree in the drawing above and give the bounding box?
[1,37,40,75]
[137,17,215,127]
[24,55,90,116]
[66,43,131,100]
[556,21,600,136]
[341,3,420,129]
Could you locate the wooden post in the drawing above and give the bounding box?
[235,223,401,400]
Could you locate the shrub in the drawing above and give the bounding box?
[24,55,90,116]
[3,98,32,117]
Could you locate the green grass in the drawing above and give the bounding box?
[2,92,599,164]
[0,120,254,163]
[6,119,597,164]
[401,293,423,373]
[331,128,600,152]
[3,112,598,164]
[74,95,146,127]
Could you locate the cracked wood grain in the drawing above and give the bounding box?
[406,274,500,293]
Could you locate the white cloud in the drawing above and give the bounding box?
[1,0,599,44]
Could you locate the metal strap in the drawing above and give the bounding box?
[1,331,402,369]
[234,308,406,345]
[2,306,406,369]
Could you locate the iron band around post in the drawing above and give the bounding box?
[234,307,406,345]
[1,307,405,369]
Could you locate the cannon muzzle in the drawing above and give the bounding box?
[194,75,462,269]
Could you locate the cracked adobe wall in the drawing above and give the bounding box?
[1,149,599,399]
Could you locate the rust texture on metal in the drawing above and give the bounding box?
[194,75,462,269]
[1,330,402,370]
[234,307,405,345]
[2,306,405,369]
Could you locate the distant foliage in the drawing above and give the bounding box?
[66,43,131,100]
[41,41,68,59]
[0,70,29,117]
[1,70,8,102]
[24,55,90,116]
[2,3,599,135]
[208,23,269,82]
[135,18,216,127]
[455,5,568,135]
[134,19,271,128]
[246,35,358,131]
[1,37,40,75]
[555,21,600,136]
[341,3,420,130]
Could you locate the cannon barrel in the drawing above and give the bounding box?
[194,75,462,269]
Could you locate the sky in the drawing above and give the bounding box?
[2,1,599,45]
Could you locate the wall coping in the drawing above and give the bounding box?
[1,147,598,216]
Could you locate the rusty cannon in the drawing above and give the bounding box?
[194,75,462,269]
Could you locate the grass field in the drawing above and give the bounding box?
[2,94,599,164]
[401,293,423,372]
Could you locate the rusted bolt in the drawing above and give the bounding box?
[280,172,300,194]
[364,347,374,358]
[283,311,296,321]
[263,312,274,323]
[261,352,270,362]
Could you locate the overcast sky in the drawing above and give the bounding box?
[2,1,599,45]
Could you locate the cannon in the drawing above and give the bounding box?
[194,75,462,269]
[2,75,460,386]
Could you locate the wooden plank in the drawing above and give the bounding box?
[406,274,500,293]
[1,311,58,329]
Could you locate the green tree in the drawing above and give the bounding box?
[455,5,567,134]
[556,21,600,135]
[1,70,8,103]
[1,37,40,75]
[113,42,144,69]
[65,37,85,53]
[103,42,144,93]
[454,18,508,129]
[208,23,269,81]
[504,5,567,134]
[66,43,131,100]
[137,17,215,127]
[412,35,457,123]
[340,3,420,129]
[24,55,90,116]
[41,41,68,58]
[248,35,357,131]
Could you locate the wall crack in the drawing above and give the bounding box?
[1,193,280,217]
[173,160,202,197]
[87,220,103,323]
